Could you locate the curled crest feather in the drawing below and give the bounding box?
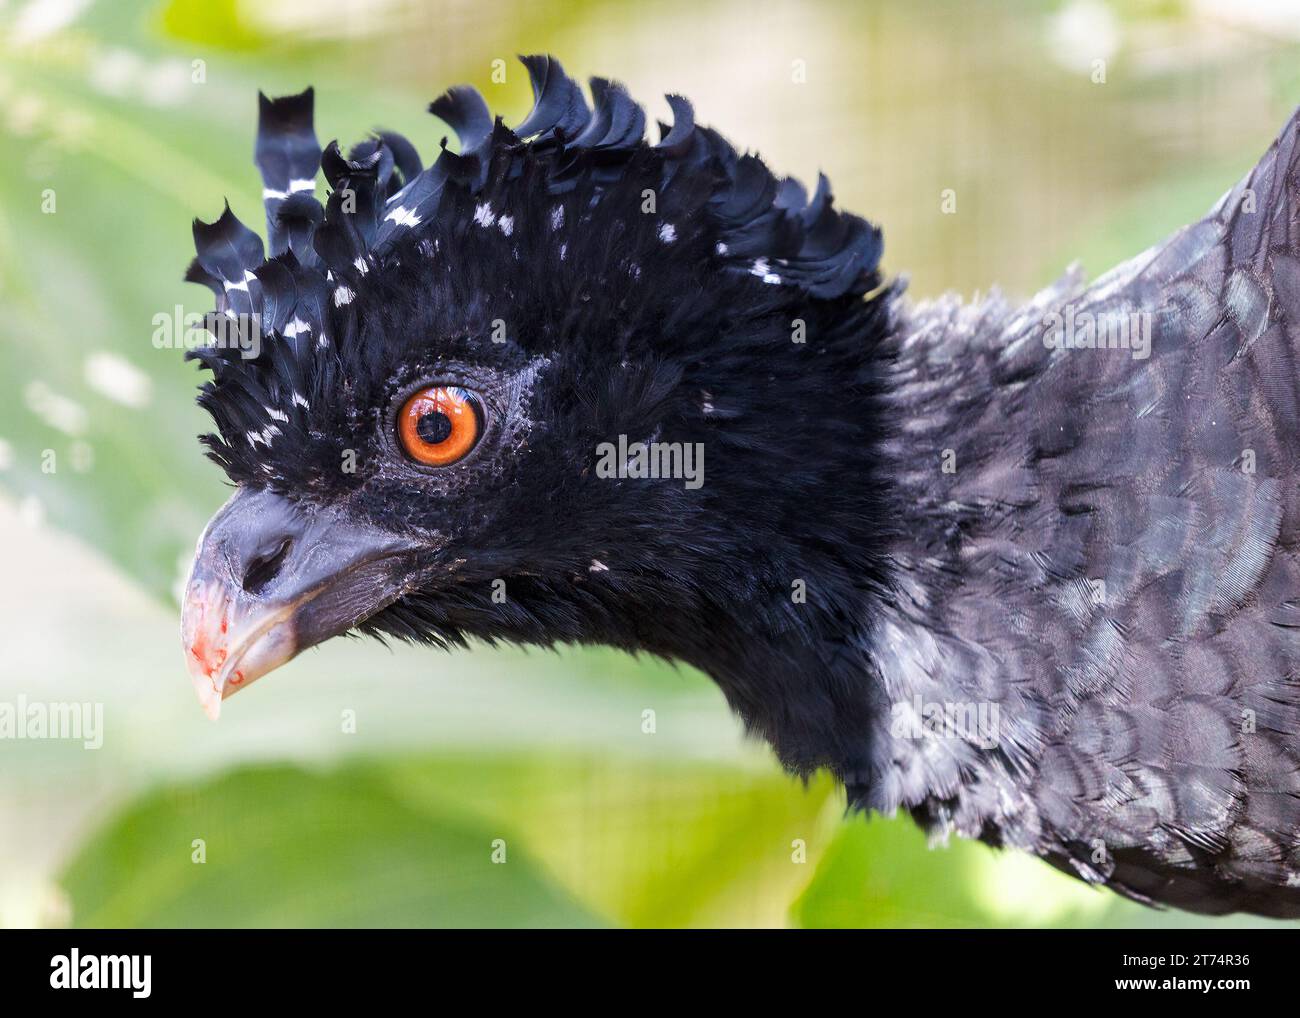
[184,55,887,486]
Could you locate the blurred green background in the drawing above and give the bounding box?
[2,0,1299,928]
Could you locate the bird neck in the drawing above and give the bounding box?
[683,598,894,804]
[662,287,1036,814]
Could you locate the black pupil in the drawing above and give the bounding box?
[416,411,453,445]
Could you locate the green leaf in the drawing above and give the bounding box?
[372,753,838,927]
[59,762,603,928]
[793,814,992,928]
[790,812,1300,929]
[792,813,1115,929]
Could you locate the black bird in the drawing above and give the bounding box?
[180,56,1300,917]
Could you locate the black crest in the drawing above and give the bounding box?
[184,55,884,484]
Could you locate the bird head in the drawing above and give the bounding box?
[181,57,895,781]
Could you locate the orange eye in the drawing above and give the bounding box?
[397,385,483,466]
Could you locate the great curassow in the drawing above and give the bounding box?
[180,55,1300,917]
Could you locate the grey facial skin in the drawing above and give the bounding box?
[181,487,413,717]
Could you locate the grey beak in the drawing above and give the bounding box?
[180,487,410,718]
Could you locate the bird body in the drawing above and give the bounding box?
[179,56,1300,917]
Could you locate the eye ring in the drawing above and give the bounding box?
[397,385,484,466]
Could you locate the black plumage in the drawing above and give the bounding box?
[180,55,1300,917]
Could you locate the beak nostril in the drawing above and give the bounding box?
[241,537,293,595]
